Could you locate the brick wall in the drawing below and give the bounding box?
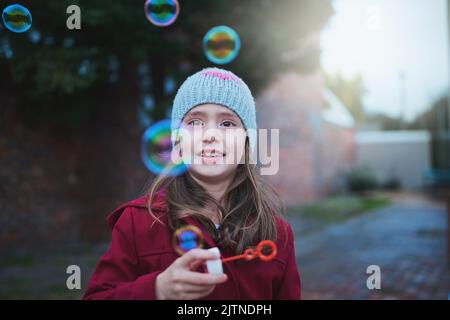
[256,71,356,206]
[0,93,152,252]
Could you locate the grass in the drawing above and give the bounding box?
[287,194,391,229]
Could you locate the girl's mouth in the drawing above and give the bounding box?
[198,149,226,164]
[200,150,225,158]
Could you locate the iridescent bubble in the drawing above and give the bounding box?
[141,119,187,176]
[172,225,204,255]
[144,0,179,27]
[2,4,32,33]
[203,26,241,65]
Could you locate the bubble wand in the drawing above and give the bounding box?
[172,225,277,274]
[221,240,277,263]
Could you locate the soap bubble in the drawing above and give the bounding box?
[173,225,204,255]
[144,0,179,27]
[2,4,32,33]
[141,119,188,176]
[203,26,241,65]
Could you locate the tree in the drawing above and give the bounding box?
[0,0,333,130]
[325,72,367,124]
[410,95,449,169]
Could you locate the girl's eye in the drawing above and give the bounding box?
[187,119,203,126]
[221,120,236,128]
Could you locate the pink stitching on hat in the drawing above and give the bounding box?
[202,70,240,82]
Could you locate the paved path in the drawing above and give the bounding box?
[290,196,448,299]
[1,194,447,300]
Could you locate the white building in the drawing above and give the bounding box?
[356,130,431,189]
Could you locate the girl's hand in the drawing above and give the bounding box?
[155,248,228,300]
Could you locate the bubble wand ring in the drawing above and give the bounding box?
[221,240,277,263]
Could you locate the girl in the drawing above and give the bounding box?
[83,67,301,300]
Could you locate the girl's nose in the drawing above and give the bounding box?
[202,127,221,144]
[203,133,216,143]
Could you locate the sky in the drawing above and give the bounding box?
[321,0,449,121]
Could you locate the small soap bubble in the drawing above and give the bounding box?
[173,225,204,255]
[2,4,32,33]
[144,0,179,27]
[203,26,241,65]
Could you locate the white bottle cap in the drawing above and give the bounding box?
[206,247,224,275]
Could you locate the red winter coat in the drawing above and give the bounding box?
[83,188,301,300]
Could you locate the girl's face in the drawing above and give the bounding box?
[177,104,247,181]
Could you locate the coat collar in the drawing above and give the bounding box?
[106,189,164,229]
[107,187,218,249]
[150,187,218,249]
[147,187,217,248]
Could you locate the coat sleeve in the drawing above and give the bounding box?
[83,207,162,300]
[274,223,302,300]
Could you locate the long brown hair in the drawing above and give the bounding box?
[146,138,285,255]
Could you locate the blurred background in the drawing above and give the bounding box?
[0,0,448,299]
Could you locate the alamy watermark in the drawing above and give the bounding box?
[171,127,280,176]
[366,265,381,290]
[66,265,81,290]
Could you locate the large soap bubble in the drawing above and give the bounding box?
[203,26,241,64]
[2,4,32,33]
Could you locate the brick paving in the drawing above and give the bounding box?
[290,195,449,299]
